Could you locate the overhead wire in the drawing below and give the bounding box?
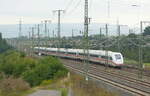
[64,0,82,16]
[61,0,82,24]
[51,0,74,22]
[64,0,75,11]
[89,0,93,16]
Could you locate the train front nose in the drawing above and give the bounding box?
[114,54,124,66]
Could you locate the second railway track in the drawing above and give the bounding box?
[61,59,150,96]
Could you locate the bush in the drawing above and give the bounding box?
[22,64,52,86]
[0,51,68,87]
[54,70,68,79]
[22,56,68,86]
[40,80,53,86]
[0,51,37,77]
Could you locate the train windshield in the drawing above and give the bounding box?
[115,54,121,60]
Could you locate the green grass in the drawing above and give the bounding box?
[144,63,150,70]
[69,72,118,96]
[124,58,138,65]
[124,58,150,69]
[33,72,117,96]
[19,89,36,96]
[60,88,68,96]
[0,89,36,96]
[144,63,150,66]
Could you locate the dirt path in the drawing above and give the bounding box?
[28,90,61,96]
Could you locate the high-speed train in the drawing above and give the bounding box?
[34,47,124,67]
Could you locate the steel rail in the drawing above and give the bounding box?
[91,66,150,89]
[64,62,150,92]
[90,64,150,87]
[64,64,150,96]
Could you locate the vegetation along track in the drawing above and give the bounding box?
[61,59,150,96]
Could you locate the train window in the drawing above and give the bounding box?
[60,52,65,54]
[90,54,99,57]
[109,57,113,60]
[65,52,68,54]
[68,52,76,55]
[79,53,84,55]
[101,56,112,60]
[115,54,121,60]
[101,56,107,59]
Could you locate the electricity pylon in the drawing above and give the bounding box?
[53,10,65,53]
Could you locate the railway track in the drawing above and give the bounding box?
[61,59,150,96]
[91,63,150,83]
[38,51,150,77]
[60,56,150,79]
[123,65,150,77]
[87,64,150,87]
[81,59,148,78]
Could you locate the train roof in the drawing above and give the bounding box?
[34,47,122,56]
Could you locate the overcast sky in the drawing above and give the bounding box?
[0,0,150,26]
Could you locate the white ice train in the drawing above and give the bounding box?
[34,47,124,67]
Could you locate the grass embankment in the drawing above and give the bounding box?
[124,58,138,66]
[144,63,150,66]
[144,63,150,70]
[37,72,118,96]
[125,58,150,70]
[69,73,118,96]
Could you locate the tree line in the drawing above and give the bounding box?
[0,33,11,53]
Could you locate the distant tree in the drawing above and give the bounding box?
[0,33,11,53]
[143,26,150,36]
[0,32,2,40]
[128,33,137,38]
